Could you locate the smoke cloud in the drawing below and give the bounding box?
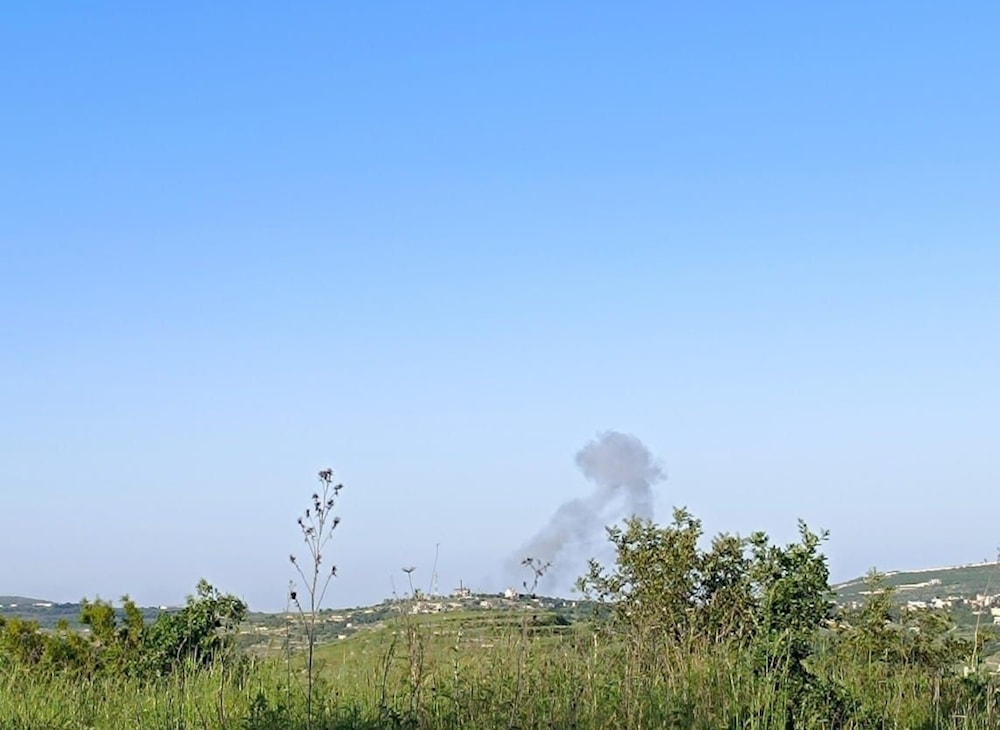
[505,430,665,590]
[575,430,662,519]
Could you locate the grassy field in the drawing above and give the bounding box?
[2,604,999,730]
[4,510,999,729]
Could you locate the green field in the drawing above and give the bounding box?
[3,603,1000,729]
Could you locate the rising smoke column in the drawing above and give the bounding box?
[575,430,662,519]
[507,430,665,588]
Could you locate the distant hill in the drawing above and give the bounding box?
[835,561,1000,605]
[0,595,51,605]
[0,597,177,631]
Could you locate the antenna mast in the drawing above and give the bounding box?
[429,542,440,596]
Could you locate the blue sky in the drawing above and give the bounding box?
[2,3,998,611]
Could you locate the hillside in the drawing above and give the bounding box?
[8,560,1000,638]
[835,561,1000,603]
[239,591,596,652]
[834,561,1000,633]
[0,596,53,610]
[0,588,592,638]
[0,598,175,630]
[0,596,50,606]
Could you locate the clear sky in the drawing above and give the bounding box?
[2,3,998,611]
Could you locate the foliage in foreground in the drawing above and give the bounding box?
[1,626,998,730]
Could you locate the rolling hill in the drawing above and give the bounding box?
[0,596,51,606]
[834,561,1000,605]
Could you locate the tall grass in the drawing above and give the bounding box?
[2,617,997,729]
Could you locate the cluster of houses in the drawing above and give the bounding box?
[238,582,570,650]
[842,573,1000,626]
[901,592,1000,625]
[400,584,554,616]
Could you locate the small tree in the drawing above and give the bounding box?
[139,580,246,677]
[748,522,834,677]
[577,510,845,726]
[746,523,846,728]
[835,569,898,666]
[289,467,344,727]
[577,508,703,644]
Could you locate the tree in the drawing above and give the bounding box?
[578,510,845,727]
[577,508,703,644]
[748,521,834,676]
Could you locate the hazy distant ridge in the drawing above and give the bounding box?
[0,595,51,605]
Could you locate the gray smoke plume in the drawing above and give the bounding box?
[505,430,665,590]
[575,430,662,519]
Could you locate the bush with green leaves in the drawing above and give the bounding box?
[577,509,833,649]
[141,578,248,676]
[747,521,834,674]
[577,508,847,726]
[0,579,245,680]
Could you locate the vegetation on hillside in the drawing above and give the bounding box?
[836,562,1000,610]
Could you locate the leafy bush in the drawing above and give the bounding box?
[577,509,851,726]
[0,579,245,680]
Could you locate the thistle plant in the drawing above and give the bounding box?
[508,556,551,728]
[289,468,344,727]
[521,556,551,598]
